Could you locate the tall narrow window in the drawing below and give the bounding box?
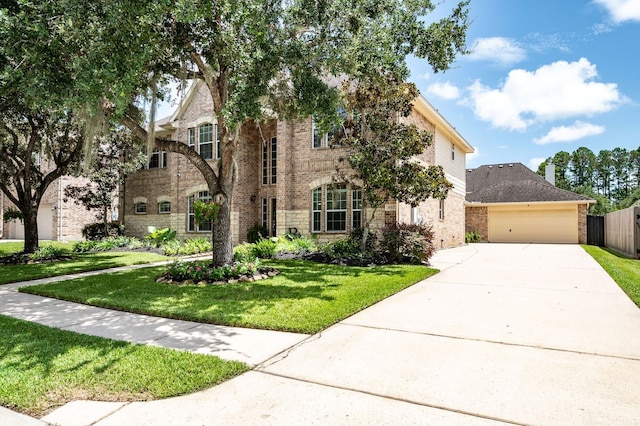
[270,137,277,185]
[261,198,268,230]
[188,191,212,232]
[326,184,347,231]
[439,199,445,220]
[451,143,455,161]
[312,188,322,233]
[312,119,323,148]
[262,141,268,185]
[270,198,277,237]
[215,124,221,159]
[199,124,213,160]
[188,128,195,148]
[352,188,362,230]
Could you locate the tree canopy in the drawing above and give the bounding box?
[1,0,470,263]
[537,145,640,213]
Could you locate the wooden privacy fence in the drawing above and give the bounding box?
[604,206,640,258]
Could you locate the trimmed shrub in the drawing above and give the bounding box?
[253,238,277,259]
[381,223,435,264]
[82,222,124,241]
[247,224,269,243]
[29,246,71,261]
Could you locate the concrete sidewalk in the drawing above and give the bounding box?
[2,244,640,425]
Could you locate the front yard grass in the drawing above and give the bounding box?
[583,245,640,307]
[0,240,72,256]
[21,260,437,334]
[0,252,169,285]
[0,314,248,417]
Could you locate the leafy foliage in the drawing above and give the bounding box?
[2,207,23,223]
[164,259,265,283]
[73,236,145,253]
[146,226,177,247]
[28,246,72,261]
[465,231,481,243]
[247,223,269,243]
[538,145,640,213]
[161,238,212,256]
[82,222,125,241]
[380,223,436,264]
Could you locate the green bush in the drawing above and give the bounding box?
[247,224,269,243]
[164,259,263,283]
[233,243,257,262]
[253,238,277,259]
[146,226,177,247]
[73,236,145,253]
[82,222,124,241]
[381,223,435,264]
[29,246,71,261]
[465,231,481,243]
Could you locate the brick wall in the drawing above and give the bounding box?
[465,206,488,241]
[578,204,587,244]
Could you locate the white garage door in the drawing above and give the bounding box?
[10,204,53,240]
[488,206,578,244]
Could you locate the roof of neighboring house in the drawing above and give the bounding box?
[466,163,594,204]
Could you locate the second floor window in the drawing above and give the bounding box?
[148,150,167,169]
[187,124,219,160]
[262,137,277,185]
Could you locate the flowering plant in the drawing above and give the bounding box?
[193,200,220,225]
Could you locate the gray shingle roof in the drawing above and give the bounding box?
[466,163,593,203]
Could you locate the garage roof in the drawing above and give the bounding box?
[466,163,593,204]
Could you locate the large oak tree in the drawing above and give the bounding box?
[2,0,470,264]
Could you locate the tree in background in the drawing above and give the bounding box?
[538,145,640,214]
[0,103,85,253]
[11,0,468,266]
[63,130,146,239]
[338,77,453,249]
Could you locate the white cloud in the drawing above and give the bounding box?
[468,37,526,65]
[426,82,461,100]
[466,58,623,131]
[528,157,546,171]
[534,121,605,145]
[594,0,640,23]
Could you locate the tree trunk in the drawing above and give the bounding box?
[213,198,233,266]
[23,205,39,254]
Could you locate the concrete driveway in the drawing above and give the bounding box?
[74,243,640,426]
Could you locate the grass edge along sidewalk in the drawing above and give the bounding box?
[582,245,640,308]
[21,259,438,334]
[0,314,249,418]
[0,251,170,285]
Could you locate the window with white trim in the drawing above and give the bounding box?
[188,128,195,148]
[352,188,362,229]
[312,188,322,232]
[198,124,213,160]
[261,137,277,185]
[438,199,445,220]
[215,124,221,159]
[270,137,277,184]
[262,141,268,185]
[148,150,167,169]
[311,184,362,233]
[134,202,147,214]
[261,198,268,230]
[158,201,171,213]
[188,191,212,232]
[312,116,343,149]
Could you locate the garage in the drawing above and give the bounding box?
[465,163,595,244]
[488,204,578,243]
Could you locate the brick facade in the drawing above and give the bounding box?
[578,204,587,244]
[122,82,470,249]
[465,206,488,241]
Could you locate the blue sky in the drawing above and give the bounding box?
[409,0,640,171]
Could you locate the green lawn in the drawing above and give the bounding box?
[0,314,248,417]
[0,251,169,285]
[21,260,437,333]
[0,240,72,256]
[583,245,640,307]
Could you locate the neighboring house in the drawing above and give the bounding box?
[123,81,474,248]
[1,158,109,241]
[465,163,595,244]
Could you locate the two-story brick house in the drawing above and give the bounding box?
[122,81,473,248]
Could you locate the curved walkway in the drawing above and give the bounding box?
[2,244,640,425]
